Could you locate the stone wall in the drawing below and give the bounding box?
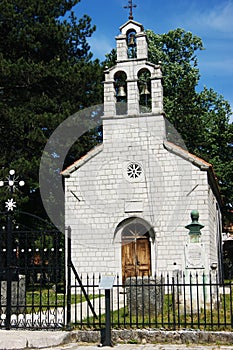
[72,329,233,345]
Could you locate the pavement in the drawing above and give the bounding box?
[35,345,233,350]
[0,331,233,350]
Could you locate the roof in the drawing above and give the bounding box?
[61,144,103,177]
[164,141,223,206]
[163,141,212,169]
[119,20,144,33]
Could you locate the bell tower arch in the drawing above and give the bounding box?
[103,19,163,118]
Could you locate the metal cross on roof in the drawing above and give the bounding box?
[124,0,137,20]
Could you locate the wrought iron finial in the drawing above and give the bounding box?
[0,169,25,211]
[124,0,137,20]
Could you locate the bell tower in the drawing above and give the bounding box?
[103,17,164,118]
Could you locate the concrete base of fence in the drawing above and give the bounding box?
[71,329,233,345]
[1,329,233,349]
[0,330,73,349]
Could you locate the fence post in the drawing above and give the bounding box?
[230,280,233,328]
[6,214,13,330]
[172,276,176,329]
[103,289,112,346]
[66,226,72,329]
[99,275,115,347]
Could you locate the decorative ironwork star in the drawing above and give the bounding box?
[124,0,137,20]
[5,198,16,211]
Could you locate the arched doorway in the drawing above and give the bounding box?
[121,219,153,283]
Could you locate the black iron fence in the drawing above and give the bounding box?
[68,272,233,331]
[0,227,65,329]
[1,223,233,331]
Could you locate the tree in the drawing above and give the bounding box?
[147,29,203,147]
[195,88,233,209]
[0,0,104,220]
[146,29,233,211]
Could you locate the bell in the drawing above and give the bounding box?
[140,83,150,95]
[117,86,126,97]
[128,34,136,47]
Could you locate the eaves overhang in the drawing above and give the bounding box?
[164,141,223,208]
[61,144,103,178]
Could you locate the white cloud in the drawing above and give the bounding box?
[201,1,233,33]
[182,1,233,37]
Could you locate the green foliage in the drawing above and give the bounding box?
[0,0,104,218]
[195,88,233,206]
[147,29,232,210]
[146,28,204,146]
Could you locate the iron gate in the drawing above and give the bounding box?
[0,213,65,329]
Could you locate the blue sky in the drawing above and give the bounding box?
[74,0,233,119]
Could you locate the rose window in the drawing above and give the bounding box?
[127,162,143,179]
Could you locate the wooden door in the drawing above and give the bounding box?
[122,225,151,284]
[122,241,137,282]
[136,237,151,277]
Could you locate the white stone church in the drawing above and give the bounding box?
[62,18,223,283]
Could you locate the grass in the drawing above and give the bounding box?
[25,289,100,311]
[79,293,233,331]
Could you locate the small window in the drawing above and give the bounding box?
[127,162,143,179]
[124,161,144,182]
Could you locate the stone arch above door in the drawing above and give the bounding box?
[114,217,155,284]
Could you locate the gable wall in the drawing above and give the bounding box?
[65,114,220,279]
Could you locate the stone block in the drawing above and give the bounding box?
[125,276,164,317]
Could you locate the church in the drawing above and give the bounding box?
[62,11,223,283]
